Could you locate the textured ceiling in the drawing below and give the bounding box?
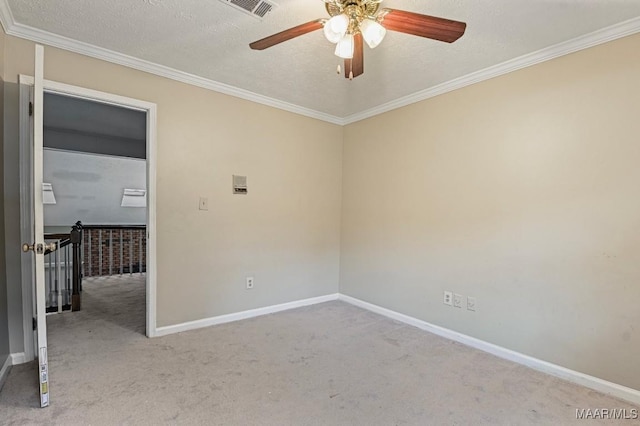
[5,0,640,119]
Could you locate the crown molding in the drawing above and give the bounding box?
[1,0,639,127]
[0,0,14,34]
[0,5,344,126]
[342,16,640,125]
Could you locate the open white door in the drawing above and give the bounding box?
[21,44,50,408]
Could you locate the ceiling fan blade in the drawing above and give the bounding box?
[344,32,364,79]
[379,9,466,43]
[250,20,324,50]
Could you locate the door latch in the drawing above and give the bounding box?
[22,242,56,254]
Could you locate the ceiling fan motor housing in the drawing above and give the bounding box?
[326,0,382,42]
[326,0,381,23]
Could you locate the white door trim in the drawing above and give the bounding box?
[32,44,49,408]
[18,81,35,362]
[18,74,158,338]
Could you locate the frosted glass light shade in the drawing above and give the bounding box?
[360,19,386,48]
[334,33,354,59]
[324,14,349,43]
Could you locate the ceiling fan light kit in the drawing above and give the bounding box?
[249,0,467,79]
[359,19,386,49]
[324,13,350,43]
[322,1,387,58]
[335,33,355,58]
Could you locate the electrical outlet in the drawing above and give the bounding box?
[246,276,254,289]
[443,291,453,306]
[199,197,209,211]
[467,297,476,312]
[453,293,463,308]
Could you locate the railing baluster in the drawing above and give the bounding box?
[119,229,123,275]
[87,229,92,277]
[109,229,113,276]
[99,230,103,276]
[80,230,83,292]
[56,240,62,314]
[65,244,70,309]
[71,225,82,311]
[48,249,53,308]
[129,230,133,275]
[80,228,84,279]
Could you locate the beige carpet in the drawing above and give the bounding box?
[1,274,638,425]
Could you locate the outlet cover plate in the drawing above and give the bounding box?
[467,296,476,311]
[453,293,463,308]
[443,291,453,306]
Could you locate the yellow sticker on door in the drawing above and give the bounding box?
[39,347,49,407]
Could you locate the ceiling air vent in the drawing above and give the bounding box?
[218,0,278,20]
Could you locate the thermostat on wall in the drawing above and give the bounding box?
[233,175,247,194]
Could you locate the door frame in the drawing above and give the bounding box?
[18,75,158,345]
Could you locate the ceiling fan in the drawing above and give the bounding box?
[249,0,467,80]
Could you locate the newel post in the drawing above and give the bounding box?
[71,223,82,311]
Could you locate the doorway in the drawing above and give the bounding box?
[43,92,148,336]
[19,77,158,364]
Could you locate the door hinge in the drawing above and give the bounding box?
[32,317,37,331]
[29,102,33,116]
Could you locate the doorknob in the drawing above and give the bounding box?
[22,242,56,253]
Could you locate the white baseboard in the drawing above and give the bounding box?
[0,355,11,390]
[148,291,640,405]
[338,294,640,406]
[10,352,27,365]
[155,293,340,337]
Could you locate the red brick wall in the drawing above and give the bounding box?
[82,228,146,277]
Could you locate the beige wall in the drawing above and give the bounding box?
[3,25,638,392]
[341,33,640,390]
[3,36,343,327]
